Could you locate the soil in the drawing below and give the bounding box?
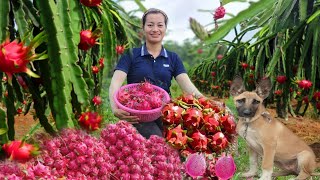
[13,103,320,161]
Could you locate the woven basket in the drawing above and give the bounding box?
[114,83,171,122]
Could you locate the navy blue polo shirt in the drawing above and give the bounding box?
[115,44,186,94]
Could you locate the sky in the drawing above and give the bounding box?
[119,0,251,44]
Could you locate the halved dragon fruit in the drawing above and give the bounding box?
[184,153,206,178]
[215,155,236,180]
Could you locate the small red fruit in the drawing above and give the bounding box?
[16,108,23,114]
[197,49,203,54]
[99,57,104,69]
[302,96,309,104]
[240,62,248,70]
[276,75,287,84]
[92,66,99,74]
[2,141,37,162]
[80,0,102,7]
[217,54,223,60]
[92,96,102,106]
[297,79,312,90]
[115,45,125,55]
[214,6,226,20]
[274,90,283,96]
[78,111,102,131]
[313,91,320,101]
[211,72,216,77]
[78,30,98,51]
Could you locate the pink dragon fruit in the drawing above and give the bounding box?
[215,154,236,180]
[161,103,184,125]
[166,124,189,149]
[184,153,207,178]
[189,130,208,152]
[146,135,183,179]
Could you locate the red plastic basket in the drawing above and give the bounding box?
[114,83,171,122]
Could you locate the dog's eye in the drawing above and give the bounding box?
[236,98,245,104]
[252,99,260,104]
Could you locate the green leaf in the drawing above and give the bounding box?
[0,0,9,41]
[205,0,276,45]
[0,128,7,135]
[222,0,247,5]
[299,0,308,22]
[307,10,320,24]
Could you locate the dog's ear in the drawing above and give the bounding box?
[230,76,246,96]
[255,77,272,99]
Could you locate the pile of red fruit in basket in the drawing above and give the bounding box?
[117,82,166,111]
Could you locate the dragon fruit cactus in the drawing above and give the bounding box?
[100,121,154,179]
[184,153,207,178]
[146,135,183,179]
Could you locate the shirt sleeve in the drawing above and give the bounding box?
[172,53,187,77]
[115,53,131,73]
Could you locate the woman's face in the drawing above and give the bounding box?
[143,13,166,44]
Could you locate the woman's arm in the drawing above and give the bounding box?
[109,70,139,123]
[109,70,127,112]
[175,73,203,98]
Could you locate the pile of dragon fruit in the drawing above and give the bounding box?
[116,81,166,110]
[0,121,183,179]
[161,94,237,178]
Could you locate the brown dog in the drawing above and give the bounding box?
[230,76,320,180]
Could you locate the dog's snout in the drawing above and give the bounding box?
[243,109,252,116]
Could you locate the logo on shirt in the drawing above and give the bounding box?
[163,64,169,67]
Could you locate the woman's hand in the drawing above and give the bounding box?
[113,108,140,124]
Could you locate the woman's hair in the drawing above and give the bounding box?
[142,8,168,27]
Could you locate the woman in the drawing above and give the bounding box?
[109,8,203,138]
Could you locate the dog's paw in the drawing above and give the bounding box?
[241,171,257,178]
[258,170,272,180]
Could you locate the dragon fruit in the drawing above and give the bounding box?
[100,121,154,179]
[161,94,237,179]
[116,81,167,111]
[214,6,226,20]
[30,128,113,179]
[78,111,102,131]
[78,30,98,51]
[115,45,125,55]
[297,79,312,90]
[2,140,38,163]
[80,0,102,7]
[189,130,208,152]
[0,161,25,179]
[162,103,184,125]
[166,124,189,149]
[184,153,206,178]
[182,107,203,129]
[215,155,236,180]
[92,95,102,106]
[146,135,182,179]
[0,39,39,83]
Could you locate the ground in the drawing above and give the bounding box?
[13,105,320,161]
